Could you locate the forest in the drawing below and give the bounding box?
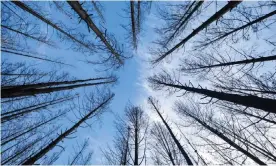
[1,0,276,165]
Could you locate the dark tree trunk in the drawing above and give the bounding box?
[154,1,242,63]
[134,109,139,165]
[130,1,137,49]
[2,77,110,90]
[200,10,276,48]
[67,1,123,64]
[1,112,64,146]
[121,127,130,165]
[165,1,204,46]
[2,79,115,98]
[150,78,276,113]
[182,55,276,71]
[1,25,54,47]
[12,1,94,52]
[1,49,72,66]
[21,94,114,165]
[1,96,74,122]
[148,97,193,165]
[183,110,267,165]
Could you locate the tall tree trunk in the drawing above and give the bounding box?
[67,1,123,64]
[134,109,139,165]
[148,97,193,165]
[165,1,204,46]
[1,112,64,146]
[2,79,115,98]
[199,10,276,48]
[121,127,130,165]
[12,1,95,52]
[153,1,242,63]
[182,109,267,165]
[182,55,276,71]
[149,77,276,113]
[1,128,56,165]
[1,49,72,66]
[1,96,74,122]
[130,1,137,49]
[1,25,55,47]
[21,94,114,165]
[221,105,276,125]
[2,77,111,90]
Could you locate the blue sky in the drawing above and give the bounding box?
[2,1,275,164]
[2,1,145,164]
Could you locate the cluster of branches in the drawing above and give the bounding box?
[2,1,130,70]
[146,1,276,165]
[1,1,121,164]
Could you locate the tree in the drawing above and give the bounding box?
[102,104,149,165]
[148,97,193,165]
[67,1,124,64]
[175,102,267,165]
[151,122,185,165]
[148,72,276,113]
[21,91,114,165]
[2,76,116,98]
[152,1,242,63]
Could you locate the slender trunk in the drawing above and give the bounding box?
[2,77,110,90]
[1,112,64,146]
[2,96,74,122]
[70,142,87,165]
[137,1,141,34]
[214,122,276,161]
[2,96,73,116]
[222,105,276,125]
[165,1,204,46]
[1,25,54,47]
[148,97,193,165]
[121,127,130,165]
[1,49,72,66]
[2,80,114,98]
[1,96,30,103]
[183,111,267,165]
[157,125,176,165]
[130,1,137,49]
[150,78,276,113]
[1,73,43,76]
[1,128,55,165]
[21,94,114,165]
[183,55,276,71]
[67,1,123,64]
[134,109,139,165]
[12,1,94,51]
[154,1,241,63]
[199,10,276,48]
